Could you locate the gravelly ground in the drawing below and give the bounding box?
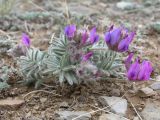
[0,0,160,120]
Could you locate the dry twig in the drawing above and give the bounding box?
[64,0,70,24]
[29,0,48,12]
[23,89,61,99]
[130,101,143,120]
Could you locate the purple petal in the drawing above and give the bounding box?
[104,32,111,44]
[118,32,135,52]
[94,35,99,43]
[118,37,130,52]
[104,25,114,45]
[110,27,121,46]
[127,58,140,80]
[90,27,99,44]
[82,52,93,61]
[22,33,31,47]
[138,60,153,80]
[118,39,129,52]
[64,24,76,39]
[127,32,135,43]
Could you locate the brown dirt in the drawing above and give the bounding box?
[0,0,160,120]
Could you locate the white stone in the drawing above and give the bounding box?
[116,1,138,10]
[138,87,156,97]
[99,96,128,116]
[141,102,160,120]
[133,116,139,120]
[150,82,160,90]
[99,113,129,120]
[55,111,91,120]
[40,97,47,103]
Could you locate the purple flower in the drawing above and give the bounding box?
[89,27,99,44]
[104,25,135,52]
[104,25,114,45]
[81,30,88,45]
[82,52,93,61]
[64,24,76,39]
[126,54,153,81]
[137,60,153,80]
[22,33,31,47]
[127,58,140,80]
[110,27,122,46]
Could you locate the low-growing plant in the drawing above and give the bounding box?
[18,48,48,88]
[0,34,13,57]
[17,24,153,88]
[0,0,16,16]
[0,60,12,90]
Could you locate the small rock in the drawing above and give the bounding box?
[0,97,24,108]
[144,0,152,7]
[41,111,45,118]
[133,116,139,120]
[34,105,39,110]
[98,3,107,8]
[81,1,92,6]
[150,82,160,90]
[69,4,99,16]
[99,96,128,116]
[111,89,121,96]
[59,102,69,108]
[137,107,143,112]
[55,111,91,120]
[40,98,47,103]
[156,75,160,81]
[137,87,156,97]
[128,90,136,94]
[116,1,139,10]
[25,111,32,118]
[99,113,129,120]
[141,102,160,120]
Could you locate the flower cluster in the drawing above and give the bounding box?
[18,24,153,83]
[104,25,135,52]
[64,24,153,81]
[64,24,99,62]
[125,53,153,81]
[64,24,99,45]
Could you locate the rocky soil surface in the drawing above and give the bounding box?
[0,0,160,120]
